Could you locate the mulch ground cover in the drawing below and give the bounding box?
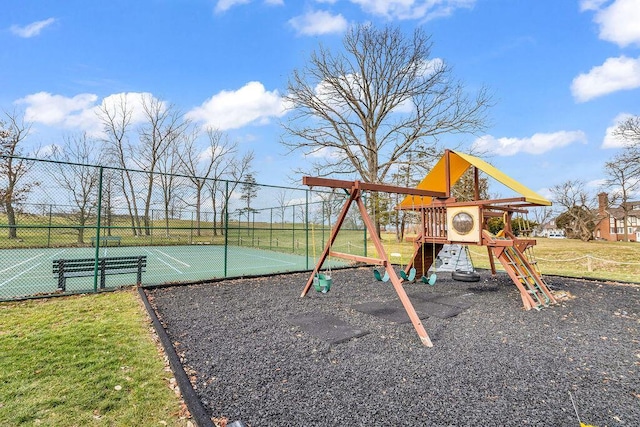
[147,267,640,426]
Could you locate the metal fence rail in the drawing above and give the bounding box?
[0,156,366,300]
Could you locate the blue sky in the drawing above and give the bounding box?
[3,0,640,201]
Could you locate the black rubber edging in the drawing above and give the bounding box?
[137,286,214,427]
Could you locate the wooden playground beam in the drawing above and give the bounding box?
[328,251,386,266]
[302,176,447,198]
[301,181,434,347]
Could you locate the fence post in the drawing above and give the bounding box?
[305,189,309,270]
[269,208,273,251]
[224,181,229,278]
[47,204,52,248]
[93,166,104,293]
[190,212,194,244]
[363,193,367,257]
[292,205,295,253]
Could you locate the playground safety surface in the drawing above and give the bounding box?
[147,267,640,426]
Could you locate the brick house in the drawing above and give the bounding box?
[593,192,640,242]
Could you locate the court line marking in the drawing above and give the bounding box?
[152,248,191,267]
[156,257,184,274]
[0,251,47,274]
[0,248,68,274]
[0,262,44,288]
[242,253,298,266]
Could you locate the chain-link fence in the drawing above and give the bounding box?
[0,156,366,300]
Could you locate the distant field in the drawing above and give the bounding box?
[374,233,640,284]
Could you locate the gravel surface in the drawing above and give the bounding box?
[148,268,640,426]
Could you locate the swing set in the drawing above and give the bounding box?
[302,149,559,347]
[303,177,448,347]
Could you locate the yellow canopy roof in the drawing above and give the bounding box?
[398,150,551,208]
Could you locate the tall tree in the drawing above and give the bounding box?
[0,111,38,239]
[98,95,142,236]
[49,133,104,244]
[239,172,259,230]
[206,150,254,236]
[275,189,291,228]
[180,127,237,236]
[550,180,598,241]
[156,133,186,238]
[603,153,640,242]
[282,23,492,231]
[282,23,492,181]
[136,95,188,235]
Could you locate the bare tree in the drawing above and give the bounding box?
[99,95,142,236]
[101,168,116,236]
[282,24,492,232]
[207,150,254,235]
[135,96,188,235]
[603,153,640,242]
[181,127,237,236]
[157,133,186,237]
[275,189,290,228]
[282,24,492,181]
[613,115,640,147]
[0,111,38,239]
[49,133,104,244]
[530,206,554,236]
[550,180,599,241]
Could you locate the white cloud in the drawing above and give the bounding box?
[602,112,634,148]
[15,91,157,136]
[579,0,608,11]
[589,0,640,47]
[289,10,348,36]
[16,92,98,126]
[215,0,283,13]
[186,81,288,130]
[349,0,476,21]
[215,0,251,13]
[471,131,587,156]
[10,18,56,38]
[571,55,640,102]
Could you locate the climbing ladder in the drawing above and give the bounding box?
[483,230,557,310]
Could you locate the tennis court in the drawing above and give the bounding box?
[0,244,343,300]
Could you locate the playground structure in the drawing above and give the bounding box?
[302,149,557,347]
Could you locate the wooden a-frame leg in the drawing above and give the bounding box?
[355,196,433,347]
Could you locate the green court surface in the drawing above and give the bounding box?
[0,245,342,300]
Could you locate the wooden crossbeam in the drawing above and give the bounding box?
[302,176,447,198]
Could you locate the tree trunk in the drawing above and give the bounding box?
[5,200,17,239]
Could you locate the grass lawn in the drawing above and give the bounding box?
[0,289,190,426]
[470,237,640,283]
[373,233,640,284]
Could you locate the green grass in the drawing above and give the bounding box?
[0,290,190,426]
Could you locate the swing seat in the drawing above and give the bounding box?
[373,268,390,282]
[399,267,417,282]
[421,273,437,286]
[314,273,332,292]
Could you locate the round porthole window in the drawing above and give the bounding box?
[452,211,474,235]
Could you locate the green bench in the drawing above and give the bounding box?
[53,256,146,291]
[90,236,122,246]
